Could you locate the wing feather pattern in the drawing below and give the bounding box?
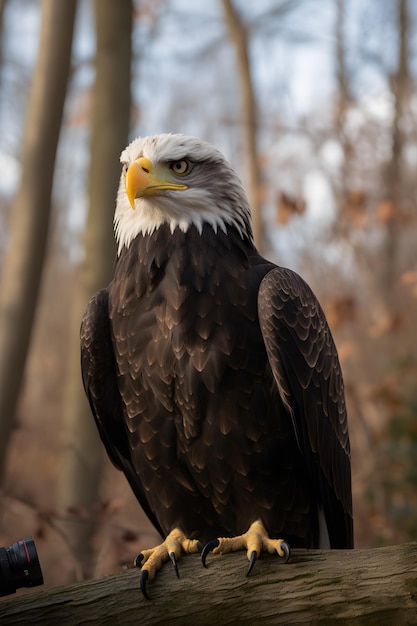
[258,267,353,548]
[80,288,163,536]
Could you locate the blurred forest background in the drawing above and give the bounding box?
[1,0,417,593]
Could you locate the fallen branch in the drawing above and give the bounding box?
[1,543,417,624]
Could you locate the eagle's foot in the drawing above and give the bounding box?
[201,519,290,575]
[134,528,201,599]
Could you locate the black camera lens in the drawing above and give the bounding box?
[0,537,44,597]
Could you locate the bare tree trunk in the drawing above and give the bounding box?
[57,0,132,580]
[335,0,352,191]
[221,0,263,250]
[0,0,8,60]
[0,0,76,482]
[382,0,409,294]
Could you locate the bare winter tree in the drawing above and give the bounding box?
[221,0,263,250]
[382,0,410,295]
[58,0,132,579]
[0,0,77,483]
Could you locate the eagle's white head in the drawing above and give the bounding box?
[114,133,253,254]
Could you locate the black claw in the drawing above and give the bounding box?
[169,551,180,578]
[140,569,150,600]
[134,553,144,568]
[280,541,291,563]
[246,550,257,576]
[196,541,203,553]
[201,539,220,568]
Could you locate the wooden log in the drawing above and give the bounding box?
[1,543,417,625]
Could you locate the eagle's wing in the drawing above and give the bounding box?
[258,267,353,548]
[80,288,163,537]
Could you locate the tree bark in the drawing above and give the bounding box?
[221,0,263,251]
[381,0,410,295]
[1,544,417,624]
[57,0,132,579]
[0,0,76,482]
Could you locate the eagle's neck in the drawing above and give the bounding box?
[114,223,253,291]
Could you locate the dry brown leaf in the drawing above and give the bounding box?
[343,190,367,228]
[336,340,356,363]
[368,313,401,338]
[325,295,356,329]
[376,200,397,223]
[400,270,417,284]
[276,191,306,225]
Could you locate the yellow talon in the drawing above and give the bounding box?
[203,520,290,572]
[135,528,201,597]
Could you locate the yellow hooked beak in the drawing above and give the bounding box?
[125,157,188,209]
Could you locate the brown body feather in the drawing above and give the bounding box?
[81,222,353,549]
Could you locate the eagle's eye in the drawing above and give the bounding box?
[122,162,129,177]
[169,159,192,177]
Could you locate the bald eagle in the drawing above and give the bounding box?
[81,133,353,598]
